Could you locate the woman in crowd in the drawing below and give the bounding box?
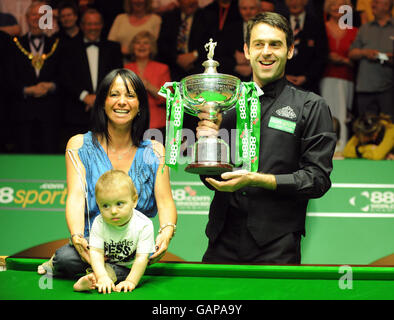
[108,0,162,57]
[319,0,358,153]
[38,68,177,277]
[124,31,170,142]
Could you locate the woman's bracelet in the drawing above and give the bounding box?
[69,233,84,245]
[70,233,84,240]
[158,223,177,237]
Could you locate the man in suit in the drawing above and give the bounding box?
[8,1,62,154]
[233,0,261,81]
[283,0,328,94]
[200,0,243,75]
[0,30,14,152]
[157,0,212,136]
[60,8,123,144]
[57,0,81,41]
[197,12,335,264]
[157,0,210,81]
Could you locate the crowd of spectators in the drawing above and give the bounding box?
[0,0,393,159]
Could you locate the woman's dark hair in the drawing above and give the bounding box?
[245,12,294,50]
[90,68,150,148]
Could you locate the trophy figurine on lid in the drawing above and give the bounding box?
[160,39,261,175]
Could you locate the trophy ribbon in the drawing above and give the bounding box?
[159,82,185,170]
[236,82,261,172]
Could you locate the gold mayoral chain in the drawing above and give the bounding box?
[13,37,59,70]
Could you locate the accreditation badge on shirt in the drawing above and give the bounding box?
[268,106,298,134]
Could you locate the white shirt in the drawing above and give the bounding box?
[80,38,99,101]
[290,11,306,32]
[89,210,155,268]
[85,38,99,92]
[28,33,44,77]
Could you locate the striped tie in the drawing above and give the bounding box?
[177,16,189,53]
[294,17,301,36]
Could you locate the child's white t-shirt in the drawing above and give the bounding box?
[89,209,155,268]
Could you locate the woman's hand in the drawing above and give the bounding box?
[149,228,173,264]
[71,235,90,264]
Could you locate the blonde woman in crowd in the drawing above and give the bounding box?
[125,31,170,140]
[108,0,162,56]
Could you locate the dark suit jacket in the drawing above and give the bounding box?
[199,0,243,76]
[60,35,123,126]
[0,31,14,150]
[284,12,328,93]
[157,8,211,81]
[8,34,62,123]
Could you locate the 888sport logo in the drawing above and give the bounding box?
[0,183,67,209]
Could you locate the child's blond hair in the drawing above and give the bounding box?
[95,170,138,199]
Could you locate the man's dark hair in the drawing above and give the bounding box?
[245,12,294,50]
[57,0,79,16]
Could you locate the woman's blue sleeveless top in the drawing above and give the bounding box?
[78,132,159,236]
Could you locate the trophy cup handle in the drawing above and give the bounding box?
[158,82,177,98]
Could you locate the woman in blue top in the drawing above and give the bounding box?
[38,69,177,277]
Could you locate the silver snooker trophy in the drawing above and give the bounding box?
[160,39,242,175]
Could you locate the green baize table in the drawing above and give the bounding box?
[1,258,394,300]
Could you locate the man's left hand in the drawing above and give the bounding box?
[205,170,254,192]
[206,170,277,192]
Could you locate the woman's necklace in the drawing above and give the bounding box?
[109,144,133,160]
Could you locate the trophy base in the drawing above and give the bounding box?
[185,162,233,175]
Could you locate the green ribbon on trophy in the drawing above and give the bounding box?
[235,82,261,173]
[159,83,185,170]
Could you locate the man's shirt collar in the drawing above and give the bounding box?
[254,77,287,98]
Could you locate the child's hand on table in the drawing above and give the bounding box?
[96,275,115,294]
[116,280,136,292]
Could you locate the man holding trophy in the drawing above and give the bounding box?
[161,12,336,264]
